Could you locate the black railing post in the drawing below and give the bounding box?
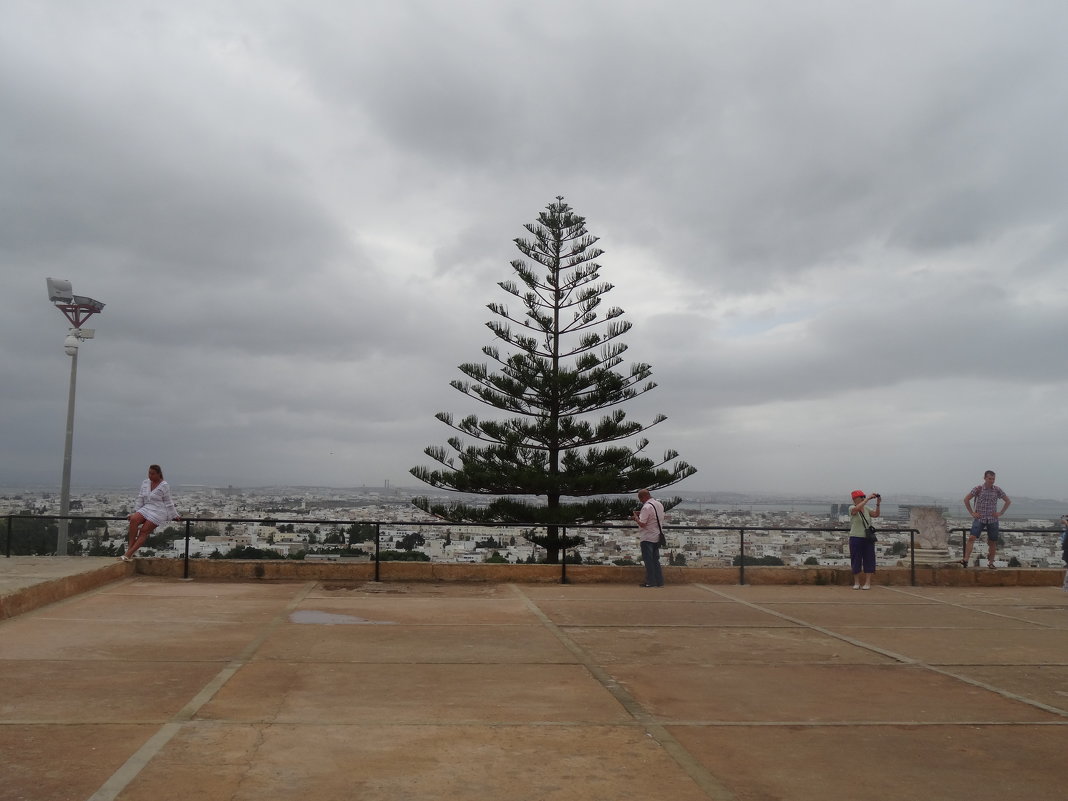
[5,516,11,558]
[182,519,192,580]
[909,529,916,587]
[560,526,569,584]
[739,529,746,585]
[373,523,381,582]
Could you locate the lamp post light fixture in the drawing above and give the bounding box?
[46,278,105,556]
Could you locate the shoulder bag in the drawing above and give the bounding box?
[650,502,667,547]
[859,508,877,542]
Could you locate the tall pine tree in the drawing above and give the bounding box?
[412,197,696,563]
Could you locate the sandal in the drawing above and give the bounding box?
[987,562,997,569]
[959,559,968,567]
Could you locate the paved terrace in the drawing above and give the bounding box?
[2,558,1067,801]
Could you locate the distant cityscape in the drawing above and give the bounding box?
[3,484,1065,569]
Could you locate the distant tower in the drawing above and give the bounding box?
[384,479,390,492]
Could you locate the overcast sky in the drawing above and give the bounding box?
[2,0,1066,502]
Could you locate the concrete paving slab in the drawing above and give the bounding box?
[891,586,1068,606]
[758,601,1048,629]
[610,663,1060,723]
[0,659,225,723]
[312,581,519,599]
[116,724,716,801]
[708,584,936,603]
[520,583,721,600]
[0,724,155,801]
[0,612,273,662]
[669,724,1067,801]
[196,663,632,725]
[287,596,541,625]
[538,599,799,627]
[4,575,1068,801]
[106,578,308,600]
[251,623,579,664]
[951,666,1068,714]
[969,604,1068,628]
[565,626,901,665]
[40,590,290,626]
[831,627,1068,665]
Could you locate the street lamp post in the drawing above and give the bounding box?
[46,278,104,556]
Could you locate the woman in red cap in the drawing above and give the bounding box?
[848,490,881,589]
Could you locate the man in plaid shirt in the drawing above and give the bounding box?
[962,470,1012,568]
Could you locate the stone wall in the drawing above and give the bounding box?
[130,559,1065,587]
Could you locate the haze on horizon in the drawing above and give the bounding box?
[2,2,1066,503]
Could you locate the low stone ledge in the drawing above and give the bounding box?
[128,560,1067,587]
[0,561,128,620]
[2,561,1063,623]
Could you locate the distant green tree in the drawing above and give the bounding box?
[87,539,120,557]
[412,197,696,563]
[613,558,638,566]
[347,523,377,544]
[670,552,688,566]
[146,530,182,549]
[732,555,785,566]
[484,550,509,563]
[803,556,820,565]
[378,550,431,562]
[398,532,426,551]
[5,512,58,555]
[1007,556,1021,567]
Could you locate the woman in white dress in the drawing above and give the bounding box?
[122,464,180,561]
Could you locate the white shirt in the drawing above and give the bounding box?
[637,498,666,543]
[135,479,179,525]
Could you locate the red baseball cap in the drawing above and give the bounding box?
[851,490,865,499]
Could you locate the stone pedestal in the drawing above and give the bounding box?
[908,547,953,566]
[907,506,956,567]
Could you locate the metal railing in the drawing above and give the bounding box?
[0,512,944,585]
[949,527,1067,568]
